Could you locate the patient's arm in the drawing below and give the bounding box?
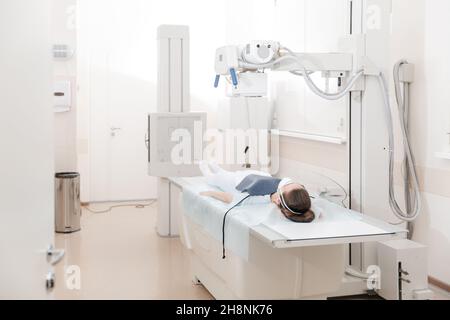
[200,191,233,204]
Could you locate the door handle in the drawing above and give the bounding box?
[145,132,150,150]
[47,245,65,266]
[147,115,151,163]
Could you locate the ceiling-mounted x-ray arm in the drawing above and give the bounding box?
[214,40,365,101]
[213,40,368,101]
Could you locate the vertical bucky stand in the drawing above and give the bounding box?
[153,25,190,238]
[149,25,205,237]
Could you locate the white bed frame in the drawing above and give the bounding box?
[185,217,346,300]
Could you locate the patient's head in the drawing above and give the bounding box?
[272,184,315,223]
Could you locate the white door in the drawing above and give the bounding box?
[78,1,158,202]
[0,0,56,299]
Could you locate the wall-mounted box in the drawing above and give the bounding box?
[377,240,432,300]
[53,44,75,60]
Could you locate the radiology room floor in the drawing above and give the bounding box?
[54,201,213,300]
[53,201,449,300]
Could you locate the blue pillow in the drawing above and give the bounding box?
[235,175,282,197]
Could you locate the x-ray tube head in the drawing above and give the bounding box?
[241,41,280,65]
[215,46,240,88]
[214,41,280,76]
[215,46,240,75]
[214,41,280,89]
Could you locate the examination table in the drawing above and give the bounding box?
[168,177,407,300]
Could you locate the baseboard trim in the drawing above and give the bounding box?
[429,276,450,293]
[81,199,157,207]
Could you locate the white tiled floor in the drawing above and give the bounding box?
[53,201,449,300]
[54,201,213,300]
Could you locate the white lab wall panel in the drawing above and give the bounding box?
[304,0,349,52]
[422,1,450,284]
[273,0,306,51]
[78,0,227,116]
[229,0,350,139]
[302,0,349,139]
[89,51,111,201]
[387,0,450,285]
[52,0,78,173]
[389,0,426,166]
[414,192,450,285]
[226,0,276,44]
[78,0,227,201]
[272,73,307,134]
[302,0,350,138]
[424,0,450,167]
[271,0,307,134]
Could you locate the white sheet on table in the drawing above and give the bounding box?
[262,198,391,241]
[180,178,381,260]
[182,179,277,261]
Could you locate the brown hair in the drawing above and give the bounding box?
[279,188,315,223]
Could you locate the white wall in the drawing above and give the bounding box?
[76,0,228,201]
[52,0,78,173]
[226,0,350,139]
[390,0,450,285]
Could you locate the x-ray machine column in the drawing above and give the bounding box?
[156,25,190,237]
[348,0,394,272]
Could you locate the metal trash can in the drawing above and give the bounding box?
[55,172,81,233]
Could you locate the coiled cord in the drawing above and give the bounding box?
[389,61,422,223]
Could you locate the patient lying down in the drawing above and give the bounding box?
[199,162,315,223]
